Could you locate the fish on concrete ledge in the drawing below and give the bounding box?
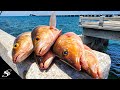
[31,11,61,69]
[12,11,61,71]
[12,32,33,63]
[31,26,61,56]
[12,30,56,70]
[53,32,102,79]
[31,11,62,57]
[53,32,86,71]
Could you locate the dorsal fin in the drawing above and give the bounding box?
[65,32,75,37]
[49,11,56,28]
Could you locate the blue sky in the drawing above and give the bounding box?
[0,11,120,16]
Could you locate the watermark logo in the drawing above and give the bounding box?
[2,69,12,77]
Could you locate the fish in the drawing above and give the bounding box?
[53,32,102,79]
[84,44,93,51]
[84,49,102,79]
[31,11,62,56]
[35,50,55,70]
[83,44,102,78]
[53,32,88,71]
[31,11,61,69]
[12,32,33,63]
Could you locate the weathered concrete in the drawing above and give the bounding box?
[0,29,111,79]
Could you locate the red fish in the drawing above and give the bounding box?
[53,32,102,79]
[31,11,61,56]
[84,49,102,79]
[53,32,87,71]
[12,32,33,63]
[32,11,61,69]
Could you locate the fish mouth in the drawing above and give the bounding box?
[13,52,25,63]
[38,45,49,56]
[39,46,44,56]
[35,43,49,56]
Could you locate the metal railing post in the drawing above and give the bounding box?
[99,16,104,27]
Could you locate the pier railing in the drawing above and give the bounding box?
[79,16,120,31]
[79,16,120,52]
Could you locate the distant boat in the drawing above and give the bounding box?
[29,14,37,16]
[0,11,3,15]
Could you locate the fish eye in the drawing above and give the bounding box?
[62,49,68,56]
[13,43,19,48]
[36,37,40,41]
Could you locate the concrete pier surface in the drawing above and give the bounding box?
[0,29,111,79]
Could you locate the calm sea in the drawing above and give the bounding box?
[0,16,120,79]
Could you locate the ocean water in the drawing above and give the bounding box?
[0,16,120,79]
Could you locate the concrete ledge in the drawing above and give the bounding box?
[0,29,111,79]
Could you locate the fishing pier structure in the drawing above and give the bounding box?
[29,14,120,17]
[0,14,114,79]
[79,16,120,52]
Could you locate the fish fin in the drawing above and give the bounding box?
[84,50,102,79]
[58,30,62,36]
[80,53,88,71]
[65,32,75,37]
[49,11,56,28]
[97,65,103,79]
[84,44,92,51]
